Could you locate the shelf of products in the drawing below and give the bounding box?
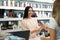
[0,0,53,32]
[0,6,52,11]
[0,18,50,21]
[0,0,53,10]
[0,18,22,21]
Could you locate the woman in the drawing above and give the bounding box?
[48,0,60,40]
[21,6,42,40]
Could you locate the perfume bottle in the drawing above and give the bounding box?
[20,1,24,7]
[4,1,6,6]
[15,2,17,7]
[6,1,8,6]
[17,2,19,7]
[10,1,13,6]
[4,11,8,18]
[12,1,15,7]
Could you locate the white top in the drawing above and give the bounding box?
[21,18,40,40]
[22,18,40,31]
[47,18,60,40]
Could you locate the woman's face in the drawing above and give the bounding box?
[28,8,33,18]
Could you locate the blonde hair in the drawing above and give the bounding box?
[52,0,60,26]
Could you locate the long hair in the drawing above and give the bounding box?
[23,6,33,19]
[52,0,60,26]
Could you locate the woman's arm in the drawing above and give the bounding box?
[49,28,56,40]
[30,27,42,34]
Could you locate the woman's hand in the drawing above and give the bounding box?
[39,22,49,31]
